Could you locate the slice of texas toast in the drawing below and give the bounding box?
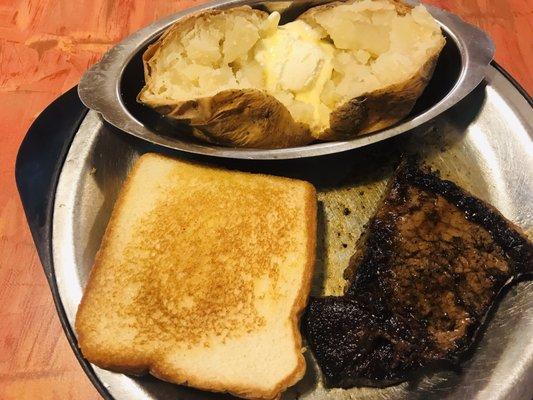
[75,153,317,400]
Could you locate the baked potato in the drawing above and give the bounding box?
[138,0,445,148]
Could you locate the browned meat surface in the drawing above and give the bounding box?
[305,160,533,388]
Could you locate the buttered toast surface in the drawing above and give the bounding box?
[75,153,317,400]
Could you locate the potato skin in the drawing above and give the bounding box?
[139,1,444,148]
[138,7,267,108]
[301,0,444,141]
[157,89,313,148]
[138,7,314,149]
[322,49,442,140]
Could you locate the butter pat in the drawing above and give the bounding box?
[255,19,334,130]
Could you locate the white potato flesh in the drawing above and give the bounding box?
[142,1,445,134]
[222,17,260,64]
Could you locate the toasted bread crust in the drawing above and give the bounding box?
[75,153,317,400]
[75,155,150,371]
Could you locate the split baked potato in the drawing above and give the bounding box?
[138,0,445,149]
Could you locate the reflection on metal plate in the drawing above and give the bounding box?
[54,65,532,400]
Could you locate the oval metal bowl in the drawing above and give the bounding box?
[78,0,494,159]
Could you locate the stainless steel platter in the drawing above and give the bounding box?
[53,62,532,400]
[78,0,493,159]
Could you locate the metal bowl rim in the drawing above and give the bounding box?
[78,0,495,160]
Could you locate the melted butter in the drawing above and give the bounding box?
[255,20,334,130]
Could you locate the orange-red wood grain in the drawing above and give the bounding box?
[0,1,531,399]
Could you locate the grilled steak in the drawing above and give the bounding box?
[305,160,533,388]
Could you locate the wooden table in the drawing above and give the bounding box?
[0,1,531,398]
